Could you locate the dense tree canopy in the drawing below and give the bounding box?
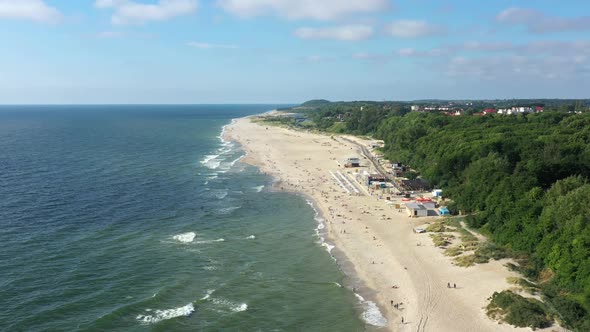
[303,102,590,330]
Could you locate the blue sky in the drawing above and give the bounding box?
[0,0,589,103]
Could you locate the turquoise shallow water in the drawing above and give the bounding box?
[0,105,366,331]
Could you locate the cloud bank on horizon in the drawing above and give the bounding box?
[0,0,588,103]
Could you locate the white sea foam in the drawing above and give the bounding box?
[196,238,225,244]
[253,185,264,193]
[229,155,244,167]
[205,160,221,170]
[212,298,248,313]
[246,235,256,239]
[354,294,387,327]
[322,242,335,253]
[233,303,248,312]
[305,199,335,256]
[173,232,196,243]
[217,206,241,214]
[201,289,215,300]
[136,303,194,324]
[201,154,219,164]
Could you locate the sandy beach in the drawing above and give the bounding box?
[226,115,561,332]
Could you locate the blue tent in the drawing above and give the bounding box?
[439,207,450,216]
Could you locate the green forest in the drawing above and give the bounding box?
[299,101,590,330]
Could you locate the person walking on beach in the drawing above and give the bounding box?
[401,316,404,324]
[454,283,456,288]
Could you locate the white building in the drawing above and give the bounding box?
[498,107,534,115]
[406,203,428,217]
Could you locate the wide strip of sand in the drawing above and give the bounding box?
[226,116,556,332]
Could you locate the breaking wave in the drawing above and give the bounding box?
[354,294,387,327]
[136,303,194,324]
[173,232,196,243]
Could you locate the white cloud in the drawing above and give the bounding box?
[497,7,590,34]
[295,25,373,41]
[96,30,123,38]
[95,0,198,25]
[385,20,444,38]
[216,0,390,21]
[352,52,371,59]
[301,55,336,63]
[93,30,158,39]
[393,40,590,60]
[0,0,62,23]
[187,41,238,49]
[461,41,514,52]
[352,52,390,64]
[442,54,589,80]
[395,47,449,57]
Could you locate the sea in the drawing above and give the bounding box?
[0,105,382,331]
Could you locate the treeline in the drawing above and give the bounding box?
[297,99,589,130]
[305,103,590,330]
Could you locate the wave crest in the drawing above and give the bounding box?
[173,232,196,243]
[136,303,194,324]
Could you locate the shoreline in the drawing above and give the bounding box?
[224,115,556,332]
[221,119,388,329]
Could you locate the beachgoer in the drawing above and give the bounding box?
[447,282,450,288]
[454,283,456,288]
[401,317,404,324]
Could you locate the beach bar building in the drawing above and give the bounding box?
[406,202,428,217]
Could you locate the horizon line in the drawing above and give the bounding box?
[0,97,589,106]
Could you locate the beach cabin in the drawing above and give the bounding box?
[422,202,436,210]
[432,189,443,197]
[345,157,361,168]
[439,207,450,216]
[406,203,428,217]
[415,197,436,210]
[368,174,387,185]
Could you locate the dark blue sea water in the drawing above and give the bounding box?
[0,105,366,331]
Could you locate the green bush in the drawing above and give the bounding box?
[474,243,509,262]
[487,291,552,330]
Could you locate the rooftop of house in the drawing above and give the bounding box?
[406,202,427,210]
